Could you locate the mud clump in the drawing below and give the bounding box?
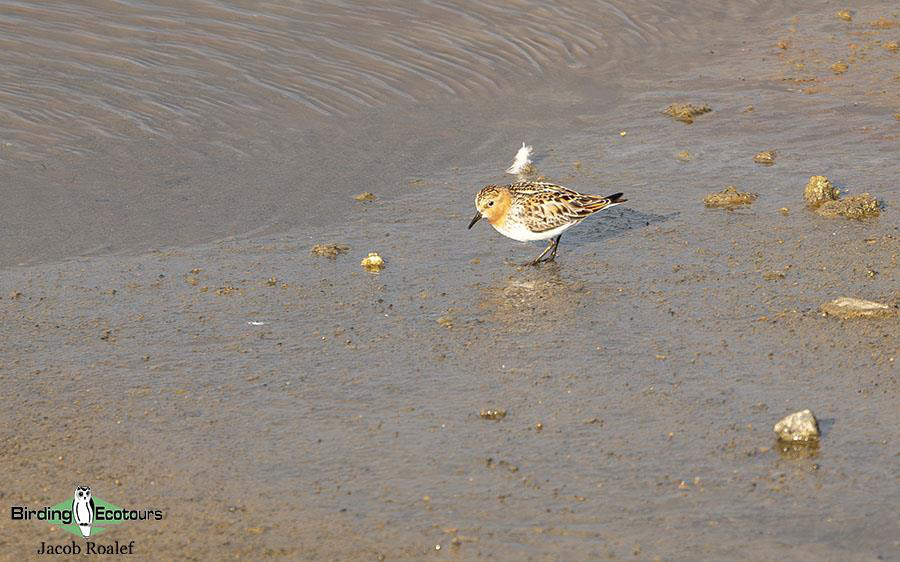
[311,244,350,258]
[870,18,899,29]
[803,176,839,207]
[704,186,758,207]
[663,103,712,124]
[480,409,507,421]
[774,409,820,442]
[821,297,896,319]
[753,150,776,165]
[817,194,879,219]
[360,252,385,272]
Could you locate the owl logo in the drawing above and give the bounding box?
[72,486,95,538]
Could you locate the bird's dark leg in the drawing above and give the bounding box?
[547,234,563,261]
[524,235,561,266]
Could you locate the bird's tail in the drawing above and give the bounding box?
[585,192,626,212]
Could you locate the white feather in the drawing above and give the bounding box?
[505,142,533,175]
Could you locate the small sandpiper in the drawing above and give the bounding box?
[468,180,626,265]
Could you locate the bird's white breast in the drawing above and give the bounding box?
[491,219,573,242]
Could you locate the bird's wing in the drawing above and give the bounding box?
[523,191,622,233]
[522,192,589,232]
[508,181,579,197]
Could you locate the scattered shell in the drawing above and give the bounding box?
[353,192,376,202]
[803,176,839,207]
[311,244,350,258]
[779,207,790,214]
[480,409,507,421]
[763,271,786,281]
[821,297,896,319]
[830,61,849,74]
[816,194,880,219]
[774,409,820,442]
[753,150,776,165]
[675,151,694,162]
[704,186,758,207]
[884,41,899,52]
[360,252,385,272]
[663,103,712,124]
[836,10,853,22]
[436,315,453,328]
[776,39,790,49]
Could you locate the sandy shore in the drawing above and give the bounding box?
[2,1,899,560]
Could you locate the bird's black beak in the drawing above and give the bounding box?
[468,212,482,229]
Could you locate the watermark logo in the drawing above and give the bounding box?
[10,485,163,554]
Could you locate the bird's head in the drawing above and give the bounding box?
[469,185,511,229]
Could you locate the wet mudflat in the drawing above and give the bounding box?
[2,1,899,560]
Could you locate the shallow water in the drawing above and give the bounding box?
[1,0,810,266]
[2,1,899,560]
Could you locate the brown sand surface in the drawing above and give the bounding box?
[2,1,899,560]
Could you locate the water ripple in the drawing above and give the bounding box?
[1,0,786,161]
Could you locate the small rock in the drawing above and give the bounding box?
[353,192,376,202]
[311,244,350,258]
[816,194,880,219]
[480,409,507,421]
[821,297,895,319]
[830,61,849,74]
[704,186,758,207]
[753,150,776,165]
[803,176,839,207]
[663,103,712,124]
[360,253,385,272]
[774,409,820,442]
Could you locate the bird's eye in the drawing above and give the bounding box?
[488,201,494,207]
